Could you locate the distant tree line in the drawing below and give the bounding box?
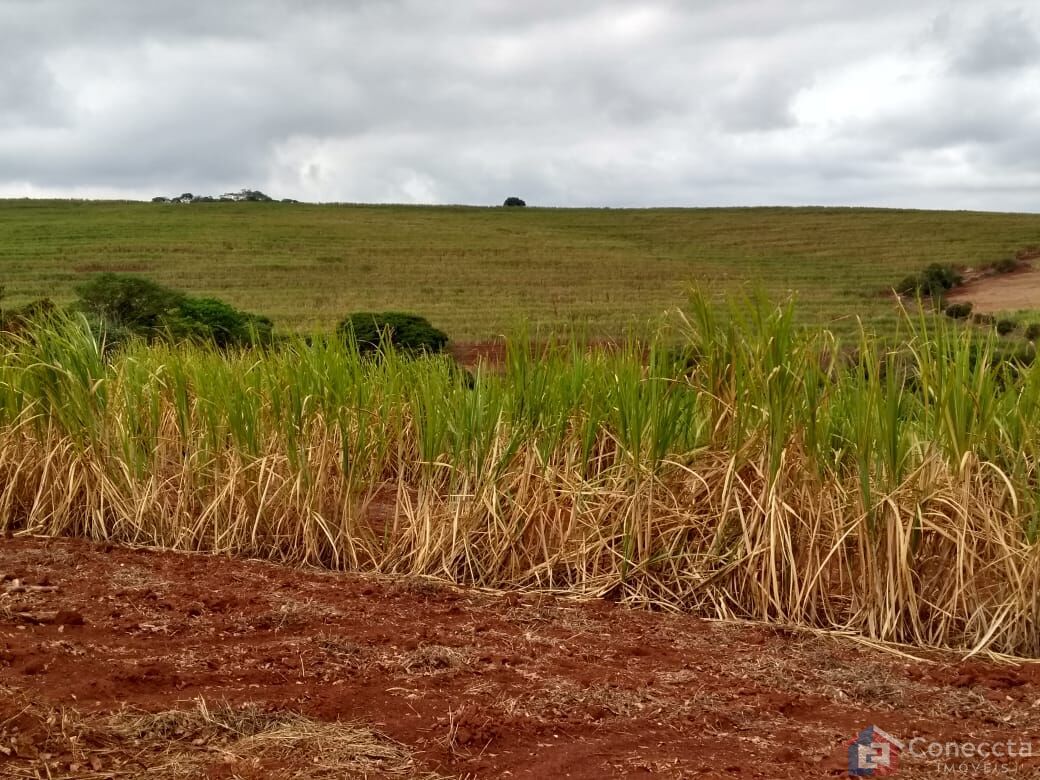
[152,189,299,204]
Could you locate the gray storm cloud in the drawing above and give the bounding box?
[951,8,1040,75]
[0,0,1037,210]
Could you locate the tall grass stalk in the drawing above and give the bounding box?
[1,299,1039,655]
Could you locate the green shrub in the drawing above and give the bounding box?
[944,302,973,319]
[170,297,273,348]
[895,275,921,296]
[503,197,527,207]
[337,312,448,355]
[972,313,996,327]
[75,273,184,330]
[1025,323,1040,342]
[996,318,1018,336]
[245,314,274,344]
[991,257,1021,274]
[74,273,271,348]
[894,263,961,298]
[921,263,962,294]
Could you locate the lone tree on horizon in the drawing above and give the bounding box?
[503,197,526,207]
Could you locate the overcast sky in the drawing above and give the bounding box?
[1,1,1038,210]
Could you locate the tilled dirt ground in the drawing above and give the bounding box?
[946,265,1040,314]
[2,538,1039,779]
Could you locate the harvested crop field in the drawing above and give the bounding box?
[2,537,1039,779]
[4,200,1040,338]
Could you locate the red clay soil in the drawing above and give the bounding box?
[2,538,1040,779]
[946,264,1040,314]
[450,340,507,369]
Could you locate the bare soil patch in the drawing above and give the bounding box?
[947,264,1040,314]
[2,537,1039,778]
[450,340,506,369]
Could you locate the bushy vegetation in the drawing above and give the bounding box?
[169,297,273,348]
[337,312,448,355]
[894,263,962,298]
[75,274,183,331]
[13,273,448,356]
[990,256,1023,274]
[997,318,1019,336]
[944,302,972,319]
[74,273,272,347]
[503,197,526,207]
[1026,323,1040,342]
[4,296,1040,655]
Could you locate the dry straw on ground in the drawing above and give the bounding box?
[1,697,425,779]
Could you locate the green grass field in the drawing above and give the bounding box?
[1,199,1038,339]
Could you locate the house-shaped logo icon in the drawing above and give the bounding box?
[848,725,903,776]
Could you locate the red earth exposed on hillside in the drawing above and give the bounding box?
[946,265,1040,314]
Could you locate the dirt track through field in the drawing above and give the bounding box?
[2,537,1039,779]
[946,266,1040,313]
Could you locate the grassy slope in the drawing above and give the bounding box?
[1,199,1038,339]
